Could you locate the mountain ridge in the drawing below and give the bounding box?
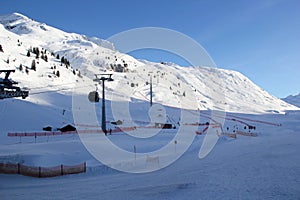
[0,12,298,131]
[282,93,300,108]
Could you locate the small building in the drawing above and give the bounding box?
[59,124,76,132]
[162,123,173,129]
[111,120,123,125]
[155,123,173,129]
[43,126,52,131]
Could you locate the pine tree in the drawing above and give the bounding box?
[56,70,60,77]
[34,47,40,59]
[56,54,60,59]
[0,44,3,52]
[19,64,23,71]
[31,60,36,71]
[27,50,30,57]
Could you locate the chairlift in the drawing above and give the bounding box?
[88,91,100,102]
[0,69,29,100]
[89,74,113,103]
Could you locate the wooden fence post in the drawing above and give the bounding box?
[17,163,20,174]
[39,166,41,178]
[134,145,136,163]
[61,164,63,176]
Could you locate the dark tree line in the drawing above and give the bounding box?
[32,47,40,59]
[41,53,48,62]
[61,56,70,66]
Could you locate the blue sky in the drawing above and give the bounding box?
[0,0,299,98]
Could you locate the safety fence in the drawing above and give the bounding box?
[236,131,258,137]
[195,129,256,138]
[195,126,253,139]
[145,155,160,167]
[7,127,137,137]
[195,123,222,135]
[76,126,136,134]
[7,125,174,138]
[8,131,77,137]
[227,114,282,127]
[0,162,86,178]
[184,122,219,126]
[192,110,281,128]
[195,126,209,135]
[222,132,237,138]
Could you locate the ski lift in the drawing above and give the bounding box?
[0,69,29,100]
[88,91,100,102]
[88,74,113,103]
[88,84,100,102]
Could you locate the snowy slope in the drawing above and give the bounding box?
[1,111,300,200]
[282,93,300,108]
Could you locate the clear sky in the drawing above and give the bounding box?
[0,0,299,98]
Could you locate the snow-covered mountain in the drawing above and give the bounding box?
[282,93,300,108]
[2,13,300,200]
[0,12,298,132]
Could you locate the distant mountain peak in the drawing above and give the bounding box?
[0,12,29,24]
[282,93,300,108]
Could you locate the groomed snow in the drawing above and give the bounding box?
[1,111,300,199]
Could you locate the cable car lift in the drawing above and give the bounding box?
[0,69,29,100]
[88,74,114,134]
